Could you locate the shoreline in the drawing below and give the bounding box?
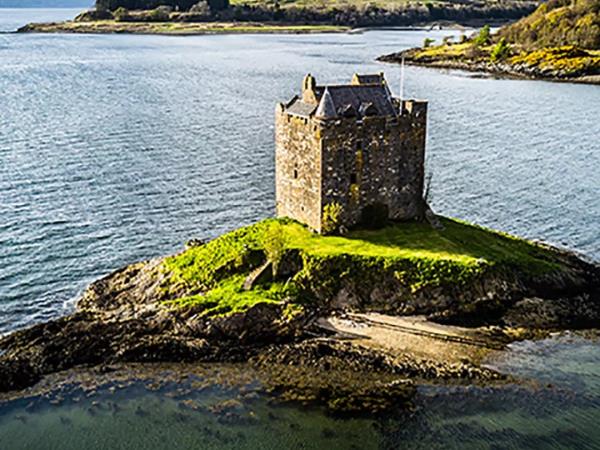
[15,16,519,37]
[378,56,600,86]
[17,20,349,35]
[1,216,599,413]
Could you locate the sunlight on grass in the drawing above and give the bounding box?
[161,217,561,314]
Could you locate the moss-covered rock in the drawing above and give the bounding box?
[0,216,597,405]
[157,216,597,325]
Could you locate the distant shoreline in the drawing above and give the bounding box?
[17,20,349,35]
[379,47,600,86]
[15,18,515,36]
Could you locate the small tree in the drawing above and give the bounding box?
[473,24,491,46]
[262,222,289,276]
[150,6,172,21]
[113,7,130,21]
[423,37,435,48]
[190,1,211,15]
[490,37,511,62]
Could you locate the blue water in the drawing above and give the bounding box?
[0,9,600,449]
[0,9,598,335]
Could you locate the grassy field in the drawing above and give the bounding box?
[161,217,561,315]
[21,21,348,34]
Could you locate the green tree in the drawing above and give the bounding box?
[473,24,491,46]
[490,37,511,62]
[113,6,130,21]
[262,223,289,276]
[423,37,435,48]
[190,1,211,15]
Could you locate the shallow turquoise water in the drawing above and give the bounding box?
[1,9,600,449]
[1,336,600,449]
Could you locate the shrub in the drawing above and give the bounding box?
[465,44,485,59]
[262,223,289,276]
[190,1,211,15]
[113,7,130,21]
[322,203,344,235]
[74,8,114,21]
[423,37,435,48]
[150,6,172,21]
[473,24,491,46]
[490,37,511,62]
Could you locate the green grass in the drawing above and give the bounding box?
[25,21,347,35]
[161,217,562,315]
[408,41,600,77]
[163,274,293,314]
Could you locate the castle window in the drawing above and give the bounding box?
[350,173,357,184]
[293,169,298,179]
[356,140,363,150]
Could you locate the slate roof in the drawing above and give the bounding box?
[286,100,317,117]
[315,88,337,118]
[314,84,395,117]
[284,74,397,119]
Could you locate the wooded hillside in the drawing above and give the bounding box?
[498,0,600,49]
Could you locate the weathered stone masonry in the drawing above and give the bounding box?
[275,73,427,233]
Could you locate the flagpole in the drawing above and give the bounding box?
[400,55,405,101]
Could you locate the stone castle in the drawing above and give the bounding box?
[275,73,428,233]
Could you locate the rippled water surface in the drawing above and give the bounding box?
[1,10,599,334]
[2,336,600,449]
[0,9,599,449]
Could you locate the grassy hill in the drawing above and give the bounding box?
[380,0,600,80]
[161,217,564,318]
[21,0,540,34]
[498,0,599,50]
[92,0,539,27]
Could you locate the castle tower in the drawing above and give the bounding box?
[275,73,428,234]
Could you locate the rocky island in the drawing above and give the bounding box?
[1,73,599,414]
[18,0,539,35]
[379,0,600,84]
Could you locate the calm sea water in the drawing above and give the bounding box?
[0,9,599,449]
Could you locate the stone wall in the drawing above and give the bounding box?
[275,104,323,232]
[319,100,427,229]
[275,100,427,233]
